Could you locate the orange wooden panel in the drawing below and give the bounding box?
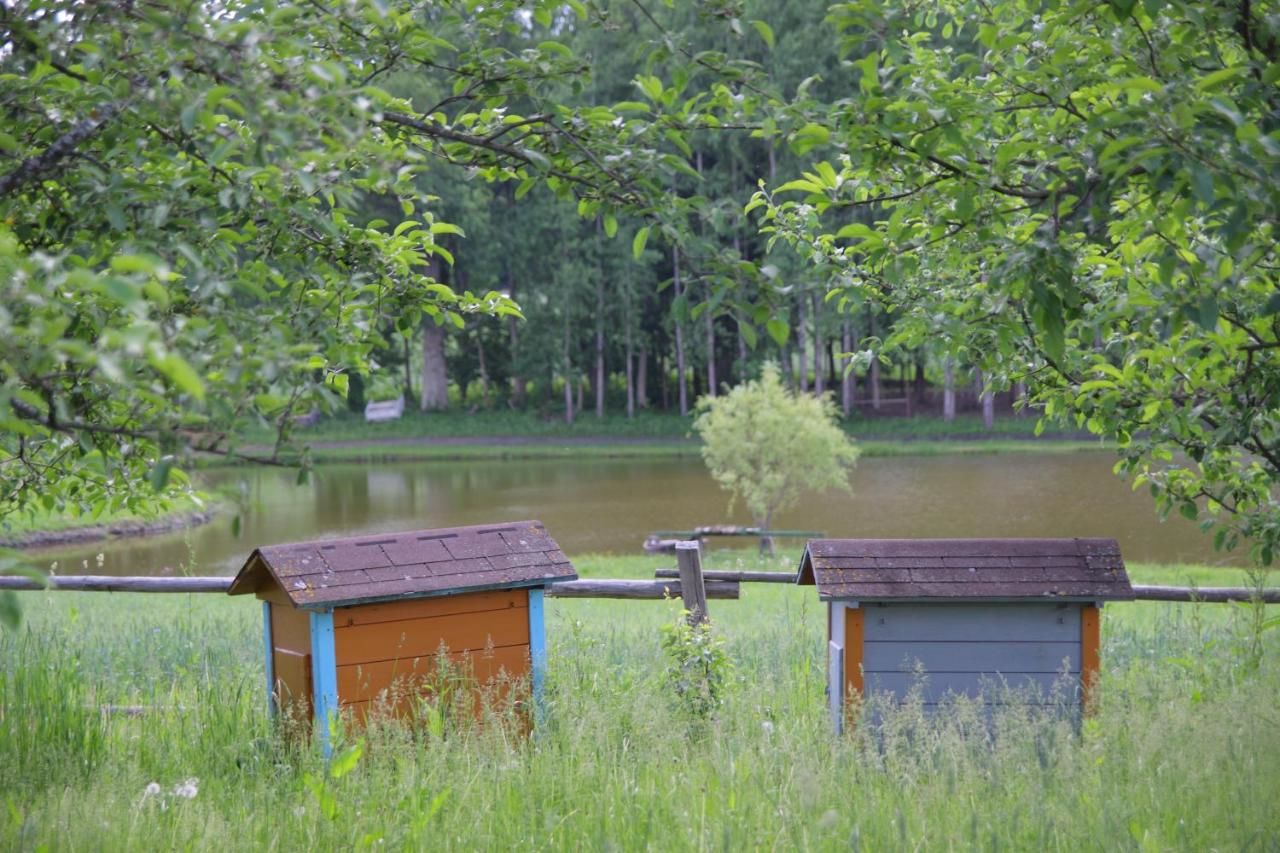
[334,588,528,628]
[272,648,313,726]
[845,606,864,700]
[1081,604,1101,713]
[337,644,530,703]
[270,602,311,654]
[334,606,530,667]
[341,683,527,726]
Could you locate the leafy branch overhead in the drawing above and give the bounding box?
[0,0,731,520]
[754,0,1279,564]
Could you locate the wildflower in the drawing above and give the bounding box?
[173,778,199,800]
[142,782,161,800]
[761,720,775,735]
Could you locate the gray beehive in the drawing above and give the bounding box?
[796,538,1135,730]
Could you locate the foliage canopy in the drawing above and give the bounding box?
[756,0,1280,564]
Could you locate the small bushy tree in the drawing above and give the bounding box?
[693,362,859,553]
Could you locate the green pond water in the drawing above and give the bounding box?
[28,451,1242,576]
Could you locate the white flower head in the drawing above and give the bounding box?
[172,778,199,800]
[142,782,161,799]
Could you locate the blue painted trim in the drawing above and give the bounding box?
[262,602,276,718]
[528,587,547,729]
[309,609,339,758]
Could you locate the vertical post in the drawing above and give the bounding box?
[674,540,709,625]
[845,604,864,702]
[528,586,547,729]
[1081,603,1101,714]
[309,609,339,758]
[262,601,277,718]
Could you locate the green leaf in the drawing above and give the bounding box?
[1195,66,1246,92]
[750,20,775,50]
[765,318,789,346]
[739,322,757,350]
[153,353,206,400]
[603,214,618,238]
[149,456,174,492]
[632,226,650,260]
[429,222,465,237]
[0,591,20,631]
[329,739,364,779]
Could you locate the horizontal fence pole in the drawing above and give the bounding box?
[546,579,739,600]
[0,575,233,593]
[655,568,794,584]
[0,575,740,601]
[4,576,1270,604]
[1132,584,1280,604]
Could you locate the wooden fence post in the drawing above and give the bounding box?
[674,540,709,625]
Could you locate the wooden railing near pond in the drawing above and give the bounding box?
[651,569,1280,603]
[1,573,1275,603]
[0,574,739,600]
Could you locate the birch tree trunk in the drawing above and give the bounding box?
[594,217,606,418]
[673,247,688,416]
[811,292,825,397]
[841,320,854,417]
[943,357,956,422]
[868,310,881,411]
[795,292,809,393]
[420,320,449,411]
[705,290,717,397]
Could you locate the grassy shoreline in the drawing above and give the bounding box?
[2,554,1276,849]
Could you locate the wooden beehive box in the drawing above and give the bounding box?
[796,538,1134,730]
[227,520,576,748]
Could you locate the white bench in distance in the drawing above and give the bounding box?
[364,395,405,423]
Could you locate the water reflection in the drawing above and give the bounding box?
[28,451,1240,576]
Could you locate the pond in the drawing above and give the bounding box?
[29,450,1240,576]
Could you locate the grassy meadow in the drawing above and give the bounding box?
[2,555,1277,850]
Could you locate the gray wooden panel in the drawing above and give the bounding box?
[862,603,1080,642]
[864,671,1079,704]
[863,641,1080,674]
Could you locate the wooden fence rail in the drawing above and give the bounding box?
[0,574,739,601]
[2,575,1274,603]
[652,569,1280,603]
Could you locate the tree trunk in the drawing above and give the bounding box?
[476,331,489,405]
[563,321,574,425]
[868,311,881,411]
[795,293,808,393]
[420,319,449,411]
[841,320,854,417]
[673,247,688,416]
[594,218,606,418]
[402,332,414,405]
[638,347,648,409]
[943,357,956,422]
[625,327,635,419]
[811,292,824,397]
[979,370,995,429]
[705,291,717,397]
[508,315,526,408]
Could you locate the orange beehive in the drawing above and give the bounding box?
[228,520,576,750]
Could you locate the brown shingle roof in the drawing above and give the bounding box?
[796,538,1134,601]
[227,520,576,609]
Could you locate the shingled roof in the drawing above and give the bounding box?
[796,538,1134,602]
[227,520,576,609]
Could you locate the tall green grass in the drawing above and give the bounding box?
[2,557,1276,849]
